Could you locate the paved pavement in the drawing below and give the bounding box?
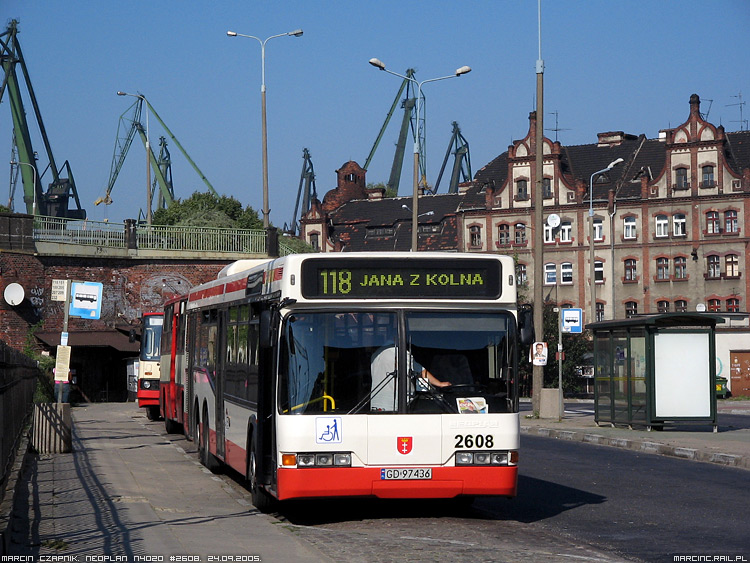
[2,400,748,559]
[4,403,332,561]
[521,399,750,470]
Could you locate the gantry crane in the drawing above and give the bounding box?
[1,20,86,218]
[96,95,217,211]
[433,122,471,194]
[286,148,317,236]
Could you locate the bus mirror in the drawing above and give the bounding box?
[518,306,534,347]
[128,328,137,343]
[259,310,273,348]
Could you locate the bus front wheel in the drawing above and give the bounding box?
[198,406,221,473]
[248,438,276,513]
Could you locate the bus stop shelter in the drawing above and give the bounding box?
[588,313,722,432]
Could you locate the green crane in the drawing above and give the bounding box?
[1,20,86,218]
[96,95,217,212]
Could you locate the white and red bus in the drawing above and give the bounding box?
[138,312,164,421]
[178,252,530,511]
[160,294,189,434]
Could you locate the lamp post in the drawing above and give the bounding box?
[11,159,38,215]
[370,58,470,251]
[117,91,152,225]
[227,28,304,229]
[589,158,624,324]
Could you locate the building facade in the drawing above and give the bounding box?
[300,94,750,323]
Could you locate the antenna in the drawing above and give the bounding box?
[700,99,713,121]
[726,91,747,131]
[545,110,570,142]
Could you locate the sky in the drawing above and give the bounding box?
[2,1,750,230]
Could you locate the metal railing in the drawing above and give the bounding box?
[32,216,294,256]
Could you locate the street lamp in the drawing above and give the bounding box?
[589,157,623,324]
[10,159,38,215]
[401,204,434,218]
[370,58,470,251]
[227,28,304,229]
[117,91,152,224]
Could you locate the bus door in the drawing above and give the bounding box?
[214,309,226,459]
[186,312,197,441]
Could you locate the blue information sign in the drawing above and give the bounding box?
[69,282,103,319]
[561,308,583,333]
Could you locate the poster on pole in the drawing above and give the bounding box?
[530,342,548,366]
[69,282,103,319]
[55,345,72,382]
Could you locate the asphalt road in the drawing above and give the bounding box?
[158,410,750,563]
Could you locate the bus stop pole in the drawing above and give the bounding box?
[558,308,563,421]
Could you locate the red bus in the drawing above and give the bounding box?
[160,294,189,435]
[138,312,164,420]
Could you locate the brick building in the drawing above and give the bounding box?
[300,94,750,322]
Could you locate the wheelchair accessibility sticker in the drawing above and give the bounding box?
[316,417,342,444]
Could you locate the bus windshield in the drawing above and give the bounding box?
[278,310,517,415]
[141,325,162,361]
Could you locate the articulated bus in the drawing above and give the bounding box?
[172,252,530,511]
[138,312,164,420]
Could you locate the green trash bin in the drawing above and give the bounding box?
[716,376,729,399]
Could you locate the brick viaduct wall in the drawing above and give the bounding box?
[0,252,229,352]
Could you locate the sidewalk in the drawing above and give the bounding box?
[3,402,332,561]
[521,399,750,470]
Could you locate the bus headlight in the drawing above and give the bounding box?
[294,452,352,468]
[140,380,159,390]
[455,451,517,466]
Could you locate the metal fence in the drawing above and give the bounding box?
[32,216,295,256]
[0,342,38,504]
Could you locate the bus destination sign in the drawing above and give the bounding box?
[301,258,502,299]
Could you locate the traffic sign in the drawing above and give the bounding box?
[69,282,103,319]
[561,308,583,333]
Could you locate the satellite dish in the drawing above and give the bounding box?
[4,283,25,306]
[546,214,561,228]
[696,303,706,312]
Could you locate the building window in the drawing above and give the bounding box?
[656,257,670,280]
[469,225,482,247]
[624,259,637,282]
[675,167,689,189]
[655,214,669,238]
[707,255,721,278]
[674,256,687,280]
[706,211,720,234]
[675,300,688,312]
[625,301,638,317]
[309,233,319,251]
[701,165,715,188]
[497,224,510,245]
[708,299,721,312]
[726,254,740,278]
[594,218,603,241]
[543,177,552,199]
[596,302,604,322]
[595,260,604,283]
[560,221,572,243]
[545,263,557,285]
[561,262,573,284]
[516,179,528,200]
[544,223,555,243]
[515,223,526,244]
[516,263,527,286]
[657,300,670,313]
[623,216,637,239]
[727,298,740,313]
[725,210,738,233]
[673,213,686,236]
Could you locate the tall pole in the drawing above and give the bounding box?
[368,59,471,251]
[227,29,304,229]
[531,0,545,417]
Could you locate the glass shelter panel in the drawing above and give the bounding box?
[629,331,647,423]
[594,333,613,422]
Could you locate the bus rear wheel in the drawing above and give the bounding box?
[198,406,221,473]
[146,406,160,421]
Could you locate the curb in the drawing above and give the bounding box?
[521,425,750,471]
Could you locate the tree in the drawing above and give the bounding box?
[152,191,263,229]
[367,181,398,199]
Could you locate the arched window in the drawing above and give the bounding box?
[624,259,637,281]
[623,216,637,239]
[561,262,573,284]
[515,223,526,244]
[516,179,528,199]
[727,298,740,313]
[625,301,638,317]
[701,165,714,188]
[657,300,670,313]
[675,300,688,312]
[675,167,689,189]
[706,211,720,234]
[655,214,669,237]
[707,255,721,278]
[708,299,721,312]
[560,221,572,243]
[544,263,556,285]
[543,177,552,199]
[725,210,738,233]
[674,257,687,280]
[726,254,739,278]
[469,225,482,247]
[497,224,510,245]
[656,257,669,280]
[673,213,686,236]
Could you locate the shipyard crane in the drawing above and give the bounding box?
[364,69,425,196]
[286,148,317,236]
[433,122,471,194]
[96,95,218,211]
[1,20,86,218]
